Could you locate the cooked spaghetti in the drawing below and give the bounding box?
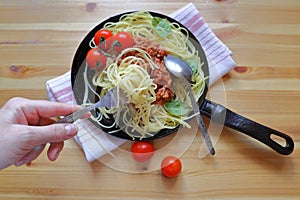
[83,11,206,139]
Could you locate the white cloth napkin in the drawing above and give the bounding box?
[46,3,236,162]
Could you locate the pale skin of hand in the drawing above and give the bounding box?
[0,97,83,170]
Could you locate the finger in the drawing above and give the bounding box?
[35,101,82,118]
[27,123,78,146]
[47,142,64,161]
[15,145,45,167]
[19,99,82,120]
[82,112,92,119]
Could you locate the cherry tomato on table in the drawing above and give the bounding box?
[86,48,107,70]
[131,141,155,162]
[161,156,182,178]
[93,29,114,47]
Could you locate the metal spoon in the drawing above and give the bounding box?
[164,55,215,155]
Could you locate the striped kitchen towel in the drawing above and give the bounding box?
[170,3,235,85]
[46,3,236,162]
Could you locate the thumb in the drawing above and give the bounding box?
[27,123,78,146]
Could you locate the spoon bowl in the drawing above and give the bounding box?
[164,55,193,81]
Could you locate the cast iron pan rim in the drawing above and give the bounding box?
[71,10,209,141]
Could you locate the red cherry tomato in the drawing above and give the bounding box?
[112,32,134,53]
[131,141,155,162]
[86,48,107,70]
[161,156,182,178]
[93,29,114,46]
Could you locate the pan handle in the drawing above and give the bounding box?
[200,99,294,155]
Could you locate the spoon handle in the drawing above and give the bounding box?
[185,79,215,155]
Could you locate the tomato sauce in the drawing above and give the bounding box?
[120,37,175,105]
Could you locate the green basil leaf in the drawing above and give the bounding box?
[152,17,172,38]
[164,99,191,116]
[152,17,161,27]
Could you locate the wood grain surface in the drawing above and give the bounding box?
[0,0,299,199]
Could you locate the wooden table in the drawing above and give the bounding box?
[1,0,299,199]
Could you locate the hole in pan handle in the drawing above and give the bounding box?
[200,99,295,155]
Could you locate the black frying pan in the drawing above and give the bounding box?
[71,11,294,155]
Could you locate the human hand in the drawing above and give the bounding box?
[0,97,82,170]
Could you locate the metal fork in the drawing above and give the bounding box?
[57,87,126,123]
